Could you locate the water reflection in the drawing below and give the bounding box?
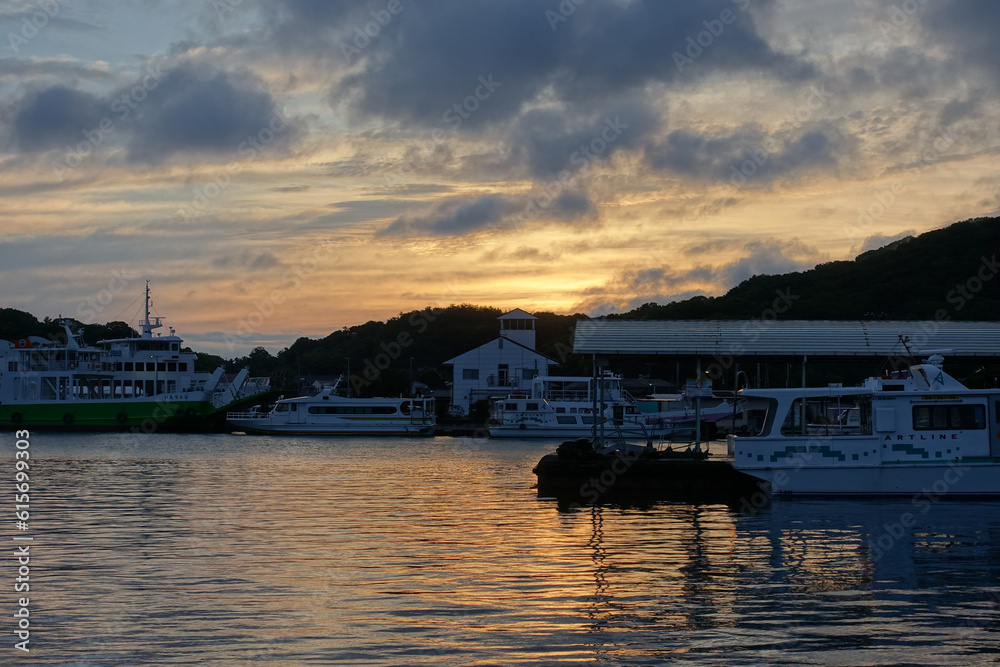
[14,434,1000,664]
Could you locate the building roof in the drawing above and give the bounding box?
[572,320,1000,358]
[443,336,558,366]
[498,308,537,320]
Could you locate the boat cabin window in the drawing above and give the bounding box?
[505,402,517,411]
[913,404,985,430]
[526,402,539,411]
[780,395,872,436]
[274,403,289,412]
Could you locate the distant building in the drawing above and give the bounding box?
[444,309,558,413]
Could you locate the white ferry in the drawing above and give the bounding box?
[227,377,435,436]
[0,283,269,431]
[730,351,1000,496]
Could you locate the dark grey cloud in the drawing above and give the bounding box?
[9,85,105,151]
[125,64,291,163]
[211,250,281,271]
[261,0,809,130]
[4,62,295,164]
[644,122,847,185]
[379,188,595,237]
[922,0,1000,85]
[506,99,660,178]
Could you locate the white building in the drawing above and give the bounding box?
[444,309,558,413]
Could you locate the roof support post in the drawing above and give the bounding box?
[695,357,701,453]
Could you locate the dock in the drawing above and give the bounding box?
[533,439,768,507]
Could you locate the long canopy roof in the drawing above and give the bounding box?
[572,320,1000,358]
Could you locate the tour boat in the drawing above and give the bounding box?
[0,283,269,431]
[227,377,436,436]
[730,350,1000,496]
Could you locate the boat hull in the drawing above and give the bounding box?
[0,399,218,432]
[741,460,1000,496]
[228,418,435,436]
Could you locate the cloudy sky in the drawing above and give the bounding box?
[2,0,999,355]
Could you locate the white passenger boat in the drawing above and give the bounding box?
[489,372,733,439]
[730,351,1000,496]
[227,377,435,436]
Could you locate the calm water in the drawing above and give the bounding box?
[7,432,1000,665]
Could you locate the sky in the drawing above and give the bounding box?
[2,0,999,356]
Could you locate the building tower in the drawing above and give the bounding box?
[498,309,536,350]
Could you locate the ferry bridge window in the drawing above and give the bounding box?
[913,404,986,430]
[781,395,873,436]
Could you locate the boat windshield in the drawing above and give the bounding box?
[780,395,873,436]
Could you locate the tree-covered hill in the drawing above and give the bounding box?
[614,216,999,321]
[3,215,997,394]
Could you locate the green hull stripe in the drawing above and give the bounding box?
[0,400,214,428]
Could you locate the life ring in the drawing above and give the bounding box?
[519,423,526,430]
[116,412,129,424]
[10,412,22,424]
[62,413,74,425]
[68,362,78,370]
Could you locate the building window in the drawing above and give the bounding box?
[462,369,479,380]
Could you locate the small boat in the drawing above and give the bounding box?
[730,346,1000,496]
[227,376,436,436]
[488,372,643,438]
[489,372,736,439]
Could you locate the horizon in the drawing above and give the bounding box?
[4,2,1000,356]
